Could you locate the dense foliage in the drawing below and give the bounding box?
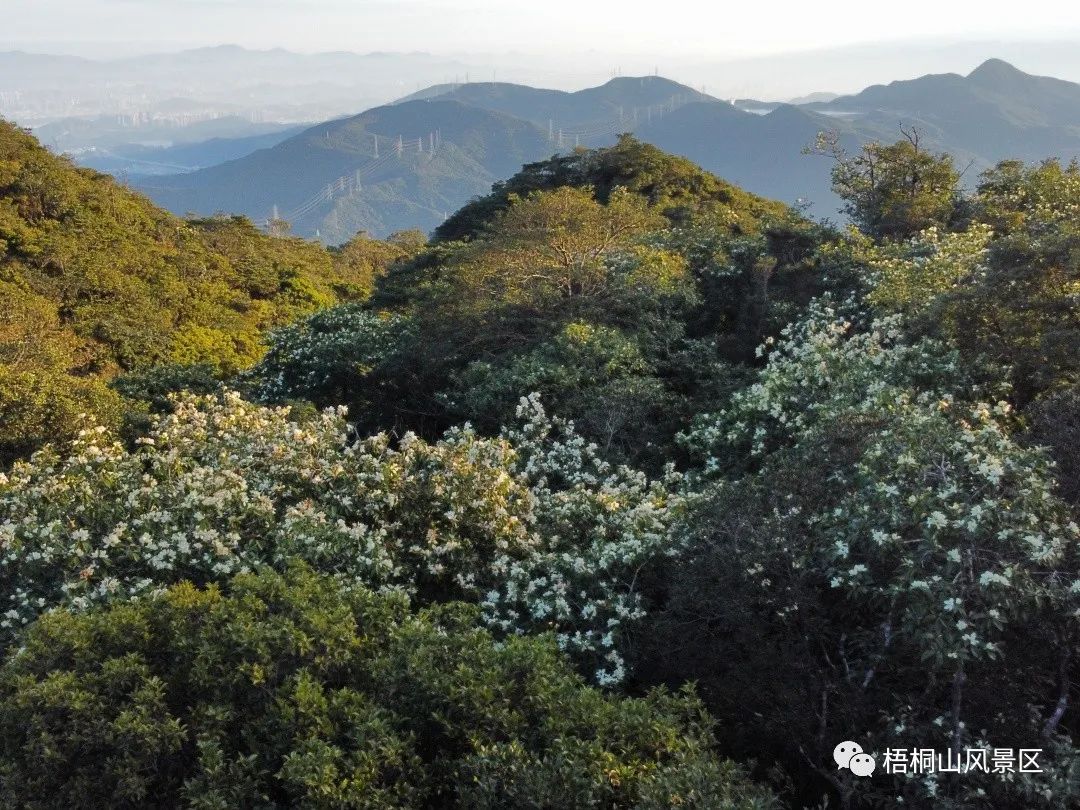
[1,125,1078,809]
[645,304,1080,808]
[251,139,826,464]
[0,565,775,809]
[0,119,408,463]
[809,129,963,240]
[0,390,685,683]
[435,134,790,243]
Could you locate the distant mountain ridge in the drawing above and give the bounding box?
[408,76,718,129]
[140,99,553,243]
[138,76,717,240]
[802,59,1080,176]
[820,58,1080,126]
[135,60,1080,240]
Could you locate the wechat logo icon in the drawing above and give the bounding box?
[834,741,876,777]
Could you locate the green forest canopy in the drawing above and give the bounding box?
[0,118,419,461]
[0,122,1079,809]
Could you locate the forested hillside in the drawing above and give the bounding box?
[1,123,1079,809]
[0,119,410,463]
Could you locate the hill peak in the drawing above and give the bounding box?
[968,58,1026,84]
[599,75,687,89]
[764,103,814,122]
[593,75,709,98]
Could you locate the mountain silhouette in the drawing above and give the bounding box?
[139,99,551,243]
[136,60,1080,239]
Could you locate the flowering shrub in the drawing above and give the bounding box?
[442,322,678,466]
[490,394,685,685]
[0,391,680,683]
[671,305,1080,807]
[976,158,1080,236]
[862,224,993,313]
[248,303,411,406]
[683,299,973,465]
[0,366,126,467]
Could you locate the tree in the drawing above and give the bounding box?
[435,135,788,244]
[0,120,382,461]
[1028,385,1080,508]
[434,186,670,327]
[859,223,993,314]
[443,321,673,462]
[328,231,423,301]
[251,184,701,446]
[646,304,1080,808]
[0,565,777,809]
[811,129,962,240]
[915,159,1080,406]
[266,214,292,237]
[0,391,684,683]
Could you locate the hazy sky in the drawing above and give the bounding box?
[5,0,1080,58]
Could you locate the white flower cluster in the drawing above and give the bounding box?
[684,299,960,461]
[0,391,678,684]
[490,393,686,684]
[249,304,410,402]
[685,304,1080,666]
[862,224,993,310]
[980,162,1080,235]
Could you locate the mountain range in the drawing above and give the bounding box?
[130,59,1080,240]
[807,58,1080,160]
[136,99,551,243]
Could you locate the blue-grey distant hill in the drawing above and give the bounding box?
[401,76,715,129]
[138,99,552,244]
[75,126,308,176]
[804,58,1080,162]
[135,60,1080,240]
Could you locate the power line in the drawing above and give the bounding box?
[276,129,444,225]
[274,93,697,231]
